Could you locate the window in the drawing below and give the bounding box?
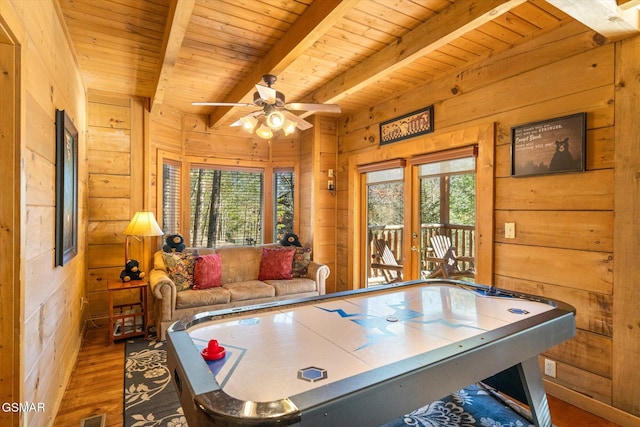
[162,159,181,234]
[160,157,295,247]
[190,167,264,247]
[418,157,475,226]
[274,170,294,242]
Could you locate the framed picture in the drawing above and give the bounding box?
[511,112,586,177]
[55,109,78,266]
[380,105,434,145]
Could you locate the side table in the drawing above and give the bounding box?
[107,279,148,345]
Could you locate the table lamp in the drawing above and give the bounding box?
[123,211,164,264]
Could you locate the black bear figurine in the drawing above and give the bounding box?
[120,259,146,282]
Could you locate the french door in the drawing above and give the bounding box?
[363,163,406,287]
[410,155,476,281]
[362,148,476,287]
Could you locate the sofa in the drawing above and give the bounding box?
[149,244,330,340]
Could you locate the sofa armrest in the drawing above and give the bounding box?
[307,261,329,295]
[149,269,177,322]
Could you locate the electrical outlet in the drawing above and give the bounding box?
[544,358,556,378]
[505,222,515,239]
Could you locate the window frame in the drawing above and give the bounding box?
[157,151,297,246]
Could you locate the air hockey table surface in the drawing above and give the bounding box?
[167,279,576,426]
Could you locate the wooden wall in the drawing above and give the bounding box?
[336,20,639,424]
[0,1,88,426]
[86,92,147,320]
[298,116,338,293]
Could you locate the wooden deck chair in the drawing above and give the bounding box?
[429,235,475,280]
[371,239,403,283]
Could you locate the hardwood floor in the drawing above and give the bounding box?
[54,325,620,427]
[54,325,126,427]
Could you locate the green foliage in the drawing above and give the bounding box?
[420,176,440,223]
[449,174,475,225]
[367,182,404,225]
[190,169,263,247]
[274,171,294,241]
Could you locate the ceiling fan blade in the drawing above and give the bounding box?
[285,103,341,114]
[282,110,313,130]
[255,84,277,104]
[192,102,254,107]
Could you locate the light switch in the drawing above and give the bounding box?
[505,222,515,239]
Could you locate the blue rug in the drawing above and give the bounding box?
[124,338,534,426]
[382,383,534,427]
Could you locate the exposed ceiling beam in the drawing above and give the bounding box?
[206,0,360,128]
[545,0,639,40]
[300,0,527,117]
[150,0,196,110]
[617,0,640,10]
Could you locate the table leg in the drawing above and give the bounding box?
[517,356,552,427]
[108,290,114,346]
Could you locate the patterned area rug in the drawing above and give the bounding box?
[382,383,534,427]
[124,337,186,427]
[124,337,534,427]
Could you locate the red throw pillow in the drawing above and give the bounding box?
[258,247,295,280]
[192,253,222,289]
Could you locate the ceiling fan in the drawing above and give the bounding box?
[192,74,341,138]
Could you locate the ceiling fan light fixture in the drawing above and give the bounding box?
[256,124,273,139]
[266,111,285,130]
[240,115,258,132]
[283,120,297,136]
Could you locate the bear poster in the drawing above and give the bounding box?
[511,113,586,177]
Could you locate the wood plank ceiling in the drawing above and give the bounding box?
[57,0,639,129]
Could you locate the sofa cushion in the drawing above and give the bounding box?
[161,251,196,291]
[223,280,276,301]
[216,246,263,283]
[258,247,296,280]
[292,247,312,278]
[193,253,222,289]
[175,287,231,309]
[263,278,317,296]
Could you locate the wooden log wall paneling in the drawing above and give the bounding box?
[0,1,88,425]
[298,127,314,245]
[336,18,636,423]
[86,92,145,319]
[0,25,19,427]
[314,117,337,293]
[612,33,640,417]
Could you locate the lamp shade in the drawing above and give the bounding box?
[240,115,258,132]
[256,123,273,139]
[124,211,164,237]
[282,119,297,136]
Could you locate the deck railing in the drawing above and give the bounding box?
[367,224,475,282]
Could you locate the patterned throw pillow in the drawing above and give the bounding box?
[192,253,222,289]
[292,247,312,278]
[161,251,196,291]
[258,247,296,280]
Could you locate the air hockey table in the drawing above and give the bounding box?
[166,279,576,426]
